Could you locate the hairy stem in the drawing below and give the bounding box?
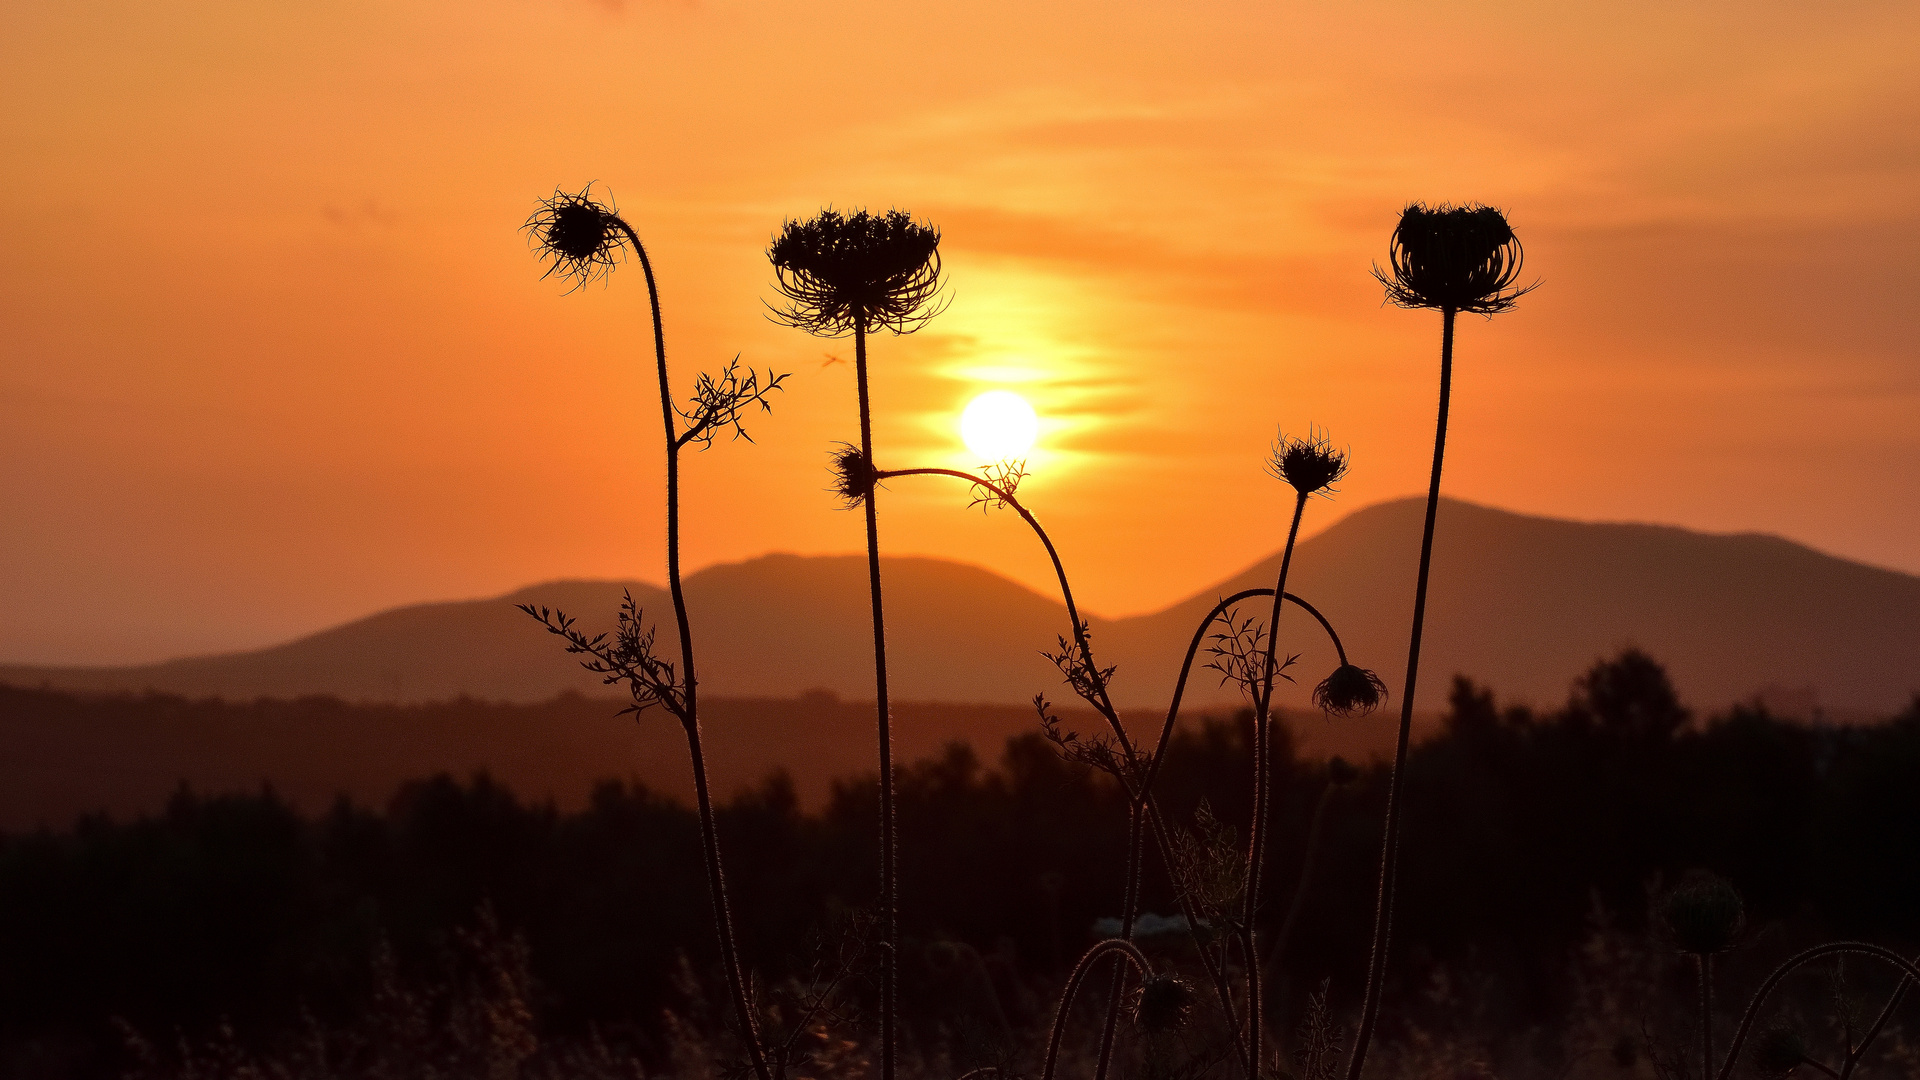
[1348,304,1456,1080]
[877,469,1352,1080]
[853,315,899,1080]
[1140,588,1348,803]
[1042,940,1153,1080]
[1718,944,1920,1080]
[1242,491,1309,1070]
[617,220,769,1080]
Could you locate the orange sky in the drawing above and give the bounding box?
[2,0,1916,665]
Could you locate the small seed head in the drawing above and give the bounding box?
[1133,974,1195,1035]
[830,444,877,507]
[1314,665,1388,717]
[1662,872,1745,955]
[1268,427,1349,497]
[525,186,630,290]
[1750,1026,1810,1079]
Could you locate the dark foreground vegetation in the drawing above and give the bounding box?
[0,652,1917,1078]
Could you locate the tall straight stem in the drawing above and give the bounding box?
[626,226,768,1080]
[1347,305,1456,1079]
[853,316,898,1080]
[1243,491,1309,1072]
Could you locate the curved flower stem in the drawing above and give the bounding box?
[878,466,1141,1078]
[1347,304,1456,1080]
[1139,588,1350,802]
[1041,939,1153,1080]
[852,314,901,1080]
[612,219,770,1080]
[1243,490,1310,1071]
[876,468,1123,731]
[1717,944,1920,1080]
[879,469,1353,1080]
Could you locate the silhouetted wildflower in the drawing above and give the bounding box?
[520,182,780,1080]
[1349,200,1539,1077]
[1663,873,1745,955]
[1750,1027,1810,1079]
[525,186,628,289]
[1314,664,1388,718]
[1373,202,1534,315]
[1268,428,1349,498]
[768,209,945,334]
[1133,974,1194,1035]
[830,444,877,507]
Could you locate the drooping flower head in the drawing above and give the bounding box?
[1314,664,1388,718]
[1133,973,1195,1035]
[1661,872,1745,955]
[768,209,945,336]
[525,185,633,290]
[1374,202,1534,314]
[1268,427,1349,498]
[829,443,878,507]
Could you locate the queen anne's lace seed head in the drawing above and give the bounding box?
[1374,202,1535,314]
[768,208,946,336]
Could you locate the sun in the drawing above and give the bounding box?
[959,390,1039,461]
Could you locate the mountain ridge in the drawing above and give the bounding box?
[4,497,1916,716]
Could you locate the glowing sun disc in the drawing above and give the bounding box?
[960,390,1039,460]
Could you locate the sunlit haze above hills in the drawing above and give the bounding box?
[2,0,1916,665]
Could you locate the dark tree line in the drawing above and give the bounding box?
[0,651,1915,1076]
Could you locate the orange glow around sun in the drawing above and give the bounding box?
[0,0,1915,663]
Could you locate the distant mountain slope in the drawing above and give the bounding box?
[4,499,1916,716]
[1105,498,1920,717]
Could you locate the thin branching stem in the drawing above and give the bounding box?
[1717,944,1920,1080]
[607,217,770,1080]
[1141,800,1253,1076]
[853,315,900,1080]
[1041,940,1153,1080]
[881,468,1352,1080]
[1838,975,1911,1079]
[876,467,1124,734]
[1348,304,1456,1080]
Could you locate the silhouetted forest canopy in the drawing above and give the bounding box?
[2,650,1918,1077]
